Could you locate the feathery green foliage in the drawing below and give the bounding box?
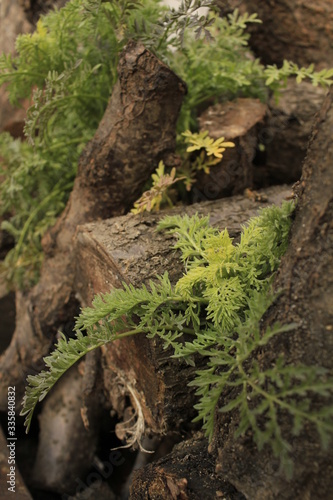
[0,0,125,287]
[0,132,75,286]
[1,0,332,288]
[21,201,333,476]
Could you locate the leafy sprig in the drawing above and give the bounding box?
[0,132,76,287]
[265,60,333,92]
[182,130,235,159]
[131,161,184,214]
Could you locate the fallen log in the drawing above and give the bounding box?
[26,184,291,495]
[196,82,326,192]
[0,40,186,409]
[30,184,290,495]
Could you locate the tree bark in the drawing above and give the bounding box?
[196,98,267,200]
[130,434,245,500]
[220,0,333,69]
[255,79,327,186]
[211,88,333,499]
[0,41,186,409]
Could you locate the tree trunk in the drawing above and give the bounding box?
[220,0,333,69]
[210,88,333,499]
[0,41,186,409]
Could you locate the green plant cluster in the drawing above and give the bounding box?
[0,0,164,288]
[1,0,332,288]
[0,132,74,285]
[21,201,333,476]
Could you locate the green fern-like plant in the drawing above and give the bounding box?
[21,201,333,476]
[164,7,333,130]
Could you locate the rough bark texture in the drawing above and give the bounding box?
[0,0,31,135]
[0,41,186,409]
[196,98,267,200]
[221,0,333,69]
[31,365,100,493]
[255,79,327,185]
[74,185,291,437]
[210,88,333,499]
[130,434,245,500]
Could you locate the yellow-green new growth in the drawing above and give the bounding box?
[182,130,235,159]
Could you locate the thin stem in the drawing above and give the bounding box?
[28,93,109,138]
[0,70,46,80]
[47,136,89,152]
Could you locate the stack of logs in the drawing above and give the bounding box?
[0,1,332,499]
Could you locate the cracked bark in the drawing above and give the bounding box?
[219,0,333,69]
